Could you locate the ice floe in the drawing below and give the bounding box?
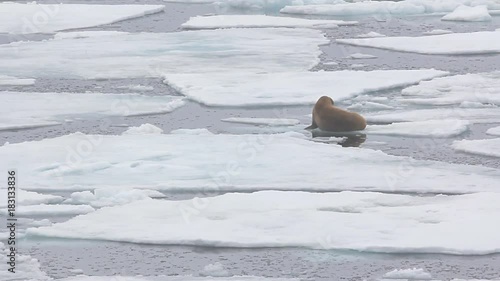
[347,101,394,111]
[163,69,447,106]
[0,204,95,216]
[201,262,231,277]
[2,132,500,194]
[212,0,349,12]
[0,190,63,208]
[382,268,433,280]
[487,126,500,136]
[399,72,500,106]
[452,138,500,158]
[0,242,50,281]
[356,31,386,38]
[337,31,500,55]
[0,29,327,79]
[221,118,300,126]
[280,0,500,17]
[346,53,378,59]
[363,119,469,138]
[55,276,298,281]
[26,191,500,254]
[0,3,164,34]
[181,15,356,29]
[442,5,492,21]
[366,108,500,124]
[0,92,184,131]
[423,29,453,35]
[64,188,165,208]
[0,75,35,86]
[123,124,164,135]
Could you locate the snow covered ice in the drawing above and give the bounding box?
[0,75,35,86]
[382,268,433,280]
[221,118,301,126]
[26,191,500,254]
[337,31,500,55]
[452,138,500,158]
[163,70,447,106]
[0,92,185,131]
[0,29,328,79]
[441,5,492,21]
[487,126,500,136]
[181,15,357,29]
[0,3,164,34]
[2,131,500,194]
[280,0,500,17]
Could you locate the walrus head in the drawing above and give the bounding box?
[318,96,334,106]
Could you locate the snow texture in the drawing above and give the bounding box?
[442,5,491,21]
[452,138,500,158]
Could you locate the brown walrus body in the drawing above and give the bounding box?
[306,96,367,132]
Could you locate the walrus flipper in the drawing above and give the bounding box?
[305,117,318,130]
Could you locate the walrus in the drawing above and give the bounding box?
[306,96,367,132]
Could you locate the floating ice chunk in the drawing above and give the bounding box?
[281,0,500,17]
[200,262,231,277]
[442,5,491,21]
[350,63,366,68]
[357,31,386,38]
[0,92,185,131]
[400,72,500,106]
[55,275,298,281]
[3,132,500,194]
[0,75,35,86]
[0,204,95,216]
[366,108,500,124]
[337,31,500,55]
[222,118,300,126]
[322,61,339,66]
[364,120,469,138]
[0,29,327,79]
[212,0,349,12]
[64,188,165,208]
[487,126,500,136]
[181,15,356,29]
[423,29,454,36]
[0,190,63,208]
[459,101,497,108]
[163,70,448,107]
[170,128,214,135]
[115,85,154,92]
[452,138,500,158]
[123,124,164,135]
[383,268,433,280]
[0,242,50,281]
[346,53,378,59]
[0,3,164,34]
[26,191,500,254]
[347,102,394,111]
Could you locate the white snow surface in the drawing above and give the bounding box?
[486,126,500,136]
[337,31,500,55]
[200,262,231,277]
[221,118,301,126]
[26,191,500,254]
[0,29,327,79]
[2,132,500,194]
[163,70,448,106]
[64,188,166,208]
[0,3,164,34]
[123,124,164,135]
[356,31,386,38]
[0,242,50,281]
[442,5,492,21]
[399,72,500,106]
[0,190,63,208]
[56,276,298,281]
[347,53,378,59]
[452,138,500,158]
[0,204,94,216]
[363,120,469,138]
[382,268,433,280]
[0,75,35,85]
[366,108,500,124]
[280,0,500,16]
[181,15,356,29]
[0,92,184,131]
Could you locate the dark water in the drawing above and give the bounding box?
[2,1,500,280]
